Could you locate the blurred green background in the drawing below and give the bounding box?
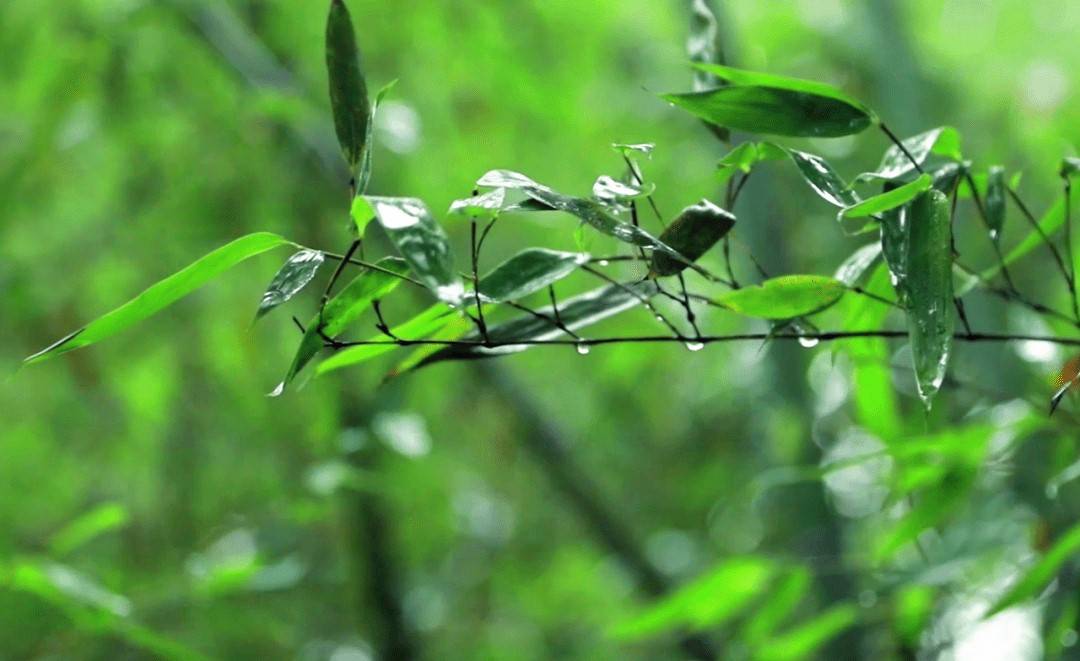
[3,1,1080,659]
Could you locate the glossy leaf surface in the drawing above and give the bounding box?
[687,0,729,140]
[255,249,325,321]
[367,196,463,304]
[985,165,1007,240]
[25,233,289,364]
[858,126,962,181]
[905,190,954,408]
[693,63,876,118]
[789,150,860,208]
[834,242,882,286]
[716,275,845,319]
[717,142,787,186]
[478,249,589,302]
[447,188,507,220]
[591,175,655,208]
[650,200,735,276]
[839,174,932,219]
[325,0,369,171]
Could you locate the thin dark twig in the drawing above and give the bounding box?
[1063,177,1079,322]
[470,221,490,344]
[580,265,685,338]
[291,316,307,334]
[879,123,925,175]
[954,260,1080,330]
[676,272,702,338]
[319,251,428,289]
[1007,186,1075,301]
[622,154,665,228]
[322,239,361,306]
[963,172,1018,292]
[506,297,583,342]
[729,171,752,208]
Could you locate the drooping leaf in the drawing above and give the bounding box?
[650,200,735,276]
[788,150,860,208]
[756,604,859,661]
[687,0,729,141]
[25,233,290,364]
[988,521,1080,616]
[591,175,655,209]
[880,195,911,304]
[366,196,463,304]
[716,275,845,319]
[839,174,932,220]
[447,188,507,220]
[478,249,590,302]
[834,242,882,287]
[325,0,370,173]
[273,257,408,394]
[905,189,954,408]
[255,249,325,321]
[475,170,693,269]
[985,165,1007,241]
[315,303,455,375]
[857,126,962,182]
[413,281,659,369]
[613,557,776,640]
[663,63,875,138]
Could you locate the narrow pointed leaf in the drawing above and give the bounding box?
[611,142,654,158]
[255,249,325,321]
[718,142,786,186]
[447,188,507,220]
[274,257,408,393]
[367,196,463,304]
[839,174,932,219]
[880,199,911,304]
[716,275,845,319]
[650,200,735,276]
[591,175,655,208]
[478,249,590,302]
[693,63,876,117]
[413,281,658,369]
[325,0,370,172]
[985,165,1007,240]
[25,233,289,364]
[834,242,882,286]
[351,195,376,234]
[858,126,962,182]
[905,189,954,408]
[988,521,1080,616]
[789,150,860,208]
[687,0,729,140]
[316,304,455,375]
[756,604,859,661]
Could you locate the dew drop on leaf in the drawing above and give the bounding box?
[575,343,591,355]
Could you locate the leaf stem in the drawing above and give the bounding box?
[879,123,925,175]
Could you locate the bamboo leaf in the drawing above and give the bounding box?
[255,250,325,322]
[591,175,655,209]
[756,604,859,661]
[789,150,860,208]
[325,0,370,173]
[905,189,954,408]
[988,521,1080,616]
[25,233,290,364]
[716,275,845,319]
[478,248,590,302]
[839,174,932,220]
[366,196,463,304]
[316,304,455,375]
[834,242,882,287]
[985,165,1007,241]
[687,0,729,140]
[717,142,786,186]
[650,200,735,276]
[858,126,962,182]
[447,188,507,220]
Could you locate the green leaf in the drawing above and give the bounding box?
[351,195,376,234]
[366,196,464,304]
[273,257,408,394]
[687,0,729,141]
[843,264,902,442]
[325,0,370,173]
[614,557,775,640]
[858,127,962,182]
[591,175,655,209]
[447,188,507,221]
[717,142,787,186]
[413,281,659,369]
[839,174,932,220]
[1060,156,1080,178]
[694,63,876,118]
[834,242,882,286]
[875,466,975,561]
[255,249,325,322]
[25,233,289,365]
[742,566,811,643]
[650,199,735,276]
[905,189,954,409]
[985,165,1007,241]
[988,521,1080,616]
[50,503,130,557]
[315,304,455,375]
[789,150,860,208]
[611,142,654,158]
[716,275,845,319]
[893,585,936,646]
[756,604,859,661]
[478,248,590,302]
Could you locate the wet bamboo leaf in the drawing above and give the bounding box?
[367,196,463,304]
[325,0,370,173]
[742,567,811,643]
[857,126,962,182]
[25,233,290,364]
[1062,157,1080,178]
[351,195,375,234]
[988,521,1080,616]
[905,189,954,408]
[478,249,590,302]
[591,175,655,209]
[664,64,875,138]
[687,0,729,140]
[614,557,776,640]
[985,165,1007,241]
[717,142,787,186]
[880,197,911,304]
[611,142,654,159]
[756,604,859,661]
[447,188,507,220]
[716,275,845,319]
[931,161,968,194]
[50,503,129,557]
[650,200,735,276]
[413,281,658,369]
[834,242,882,287]
[273,257,408,394]
[839,174,932,220]
[875,465,976,561]
[255,249,325,321]
[316,303,455,375]
[789,150,860,208]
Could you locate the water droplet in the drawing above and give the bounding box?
[598,259,610,267]
[1047,484,1059,500]
[575,343,591,355]
[798,336,820,348]
[684,341,705,352]
[655,315,664,322]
